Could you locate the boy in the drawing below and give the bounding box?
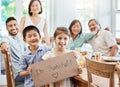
[18,25,51,87]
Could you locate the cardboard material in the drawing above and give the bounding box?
[31,52,79,87]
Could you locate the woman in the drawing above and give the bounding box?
[67,19,96,50]
[19,0,50,45]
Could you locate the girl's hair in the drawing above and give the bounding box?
[28,0,43,16]
[53,27,70,38]
[88,19,101,29]
[69,19,82,35]
[23,25,40,39]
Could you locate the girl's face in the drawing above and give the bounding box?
[88,20,99,32]
[55,33,69,49]
[24,30,41,47]
[30,0,41,15]
[71,22,81,36]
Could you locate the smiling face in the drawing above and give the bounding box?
[30,0,41,15]
[6,20,19,36]
[24,30,41,47]
[88,20,100,32]
[71,22,81,36]
[55,33,69,49]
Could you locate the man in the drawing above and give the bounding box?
[0,17,25,86]
[88,19,118,56]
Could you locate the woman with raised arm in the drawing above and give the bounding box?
[19,0,50,45]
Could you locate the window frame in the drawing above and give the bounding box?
[112,0,120,38]
[75,0,98,33]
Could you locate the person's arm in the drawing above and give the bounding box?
[19,70,30,77]
[104,27,111,31]
[19,16,26,34]
[19,66,31,77]
[104,30,118,56]
[84,33,94,41]
[18,53,30,77]
[110,45,118,56]
[85,28,98,41]
[42,51,51,60]
[43,20,50,46]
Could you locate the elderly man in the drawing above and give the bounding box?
[88,19,118,56]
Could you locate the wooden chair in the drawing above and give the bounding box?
[116,38,120,45]
[116,64,120,87]
[85,58,116,87]
[3,51,15,87]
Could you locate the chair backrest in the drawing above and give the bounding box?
[3,51,15,87]
[116,38,120,45]
[85,58,115,87]
[116,64,120,87]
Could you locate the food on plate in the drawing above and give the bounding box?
[108,57,115,60]
[81,51,87,56]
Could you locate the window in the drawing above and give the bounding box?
[75,0,98,33]
[116,0,120,10]
[116,13,120,38]
[0,0,16,38]
[0,0,48,39]
[113,0,120,38]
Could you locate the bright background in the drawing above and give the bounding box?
[0,0,120,39]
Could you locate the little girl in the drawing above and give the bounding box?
[42,27,82,87]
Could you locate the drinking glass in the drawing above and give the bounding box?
[93,52,101,61]
[77,57,85,68]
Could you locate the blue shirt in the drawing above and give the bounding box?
[67,33,93,50]
[18,44,51,87]
[0,35,26,78]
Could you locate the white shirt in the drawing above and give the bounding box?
[24,15,45,37]
[88,29,117,56]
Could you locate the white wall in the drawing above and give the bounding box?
[54,0,76,28]
[14,0,112,36]
[97,0,112,29]
[53,0,112,31]
[16,0,22,23]
[15,0,112,36]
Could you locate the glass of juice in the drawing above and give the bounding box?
[77,57,85,68]
[93,52,101,61]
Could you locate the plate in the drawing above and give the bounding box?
[102,56,120,62]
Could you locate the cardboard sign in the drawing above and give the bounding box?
[31,52,79,87]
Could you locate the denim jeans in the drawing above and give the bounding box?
[15,75,24,86]
[1,69,5,75]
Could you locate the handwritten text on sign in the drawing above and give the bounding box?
[31,52,79,87]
